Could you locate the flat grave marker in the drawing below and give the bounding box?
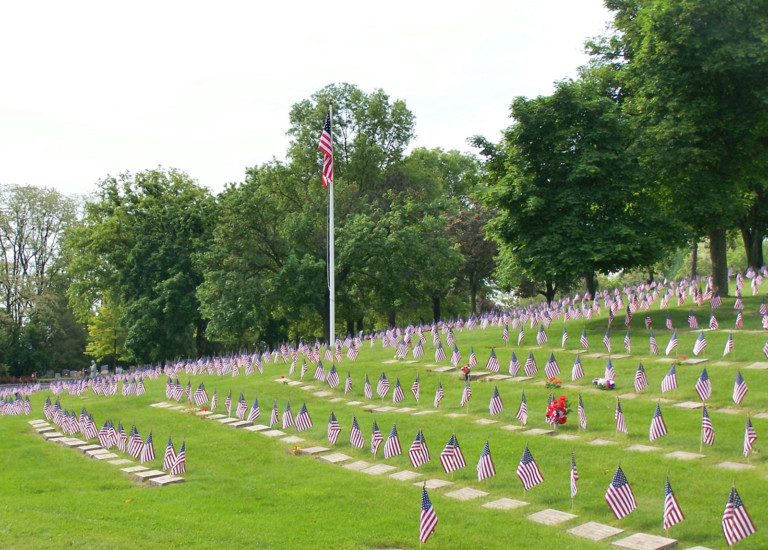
[444,487,488,501]
[482,498,529,510]
[567,522,624,541]
[611,533,678,550]
[526,509,577,526]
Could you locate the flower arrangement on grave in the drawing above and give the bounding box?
[545,377,562,389]
[545,395,570,425]
[592,377,616,390]
[292,446,301,455]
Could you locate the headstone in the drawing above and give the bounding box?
[501,425,524,431]
[444,413,466,419]
[373,407,396,413]
[228,420,252,428]
[487,375,512,381]
[300,386,313,391]
[243,424,270,432]
[298,446,330,455]
[43,432,64,440]
[482,498,528,510]
[313,391,332,398]
[121,465,149,473]
[567,522,624,541]
[389,470,422,481]
[553,434,579,441]
[665,451,705,460]
[716,461,754,471]
[611,533,677,550]
[625,445,660,452]
[589,439,617,446]
[393,407,415,413]
[683,358,708,365]
[467,371,490,380]
[29,419,48,426]
[444,487,489,501]
[715,408,741,415]
[414,479,453,490]
[329,398,346,403]
[362,404,378,410]
[35,426,55,434]
[752,412,768,420]
[361,464,397,475]
[85,449,111,457]
[345,401,363,406]
[287,381,303,386]
[132,470,167,482]
[150,402,173,408]
[318,453,352,464]
[217,417,239,424]
[475,419,499,425]
[522,428,554,436]
[196,411,214,417]
[673,402,703,410]
[507,376,533,382]
[281,436,304,444]
[343,460,371,471]
[430,366,456,373]
[77,444,102,453]
[412,410,439,416]
[92,452,119,460]
[207,414,226,420]
[108,459,134,465]
[618,393,638,400]
[169,405,187,411]
[149,475,186,487]
[261,430,286,437]
[527,509,577,525]
[745,362,768,370]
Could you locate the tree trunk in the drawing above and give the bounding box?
[647,267,654,283]
[691,241,698,280]
[740,225,764,270]
[470,283,477,315]
[432,296,441,322]
[387,310,396,328]
[709,227,729,296]
[584,271,596,298]
[356,317,364,335]
[544,281,557,305]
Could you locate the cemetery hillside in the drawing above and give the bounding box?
[2,1,768,549]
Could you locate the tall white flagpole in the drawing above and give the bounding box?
[328,102,335,347]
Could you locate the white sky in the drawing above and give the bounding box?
[0,1,613,197]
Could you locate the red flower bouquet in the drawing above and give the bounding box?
[545,395,570,425]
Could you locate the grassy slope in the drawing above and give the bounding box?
[2,286,768,549]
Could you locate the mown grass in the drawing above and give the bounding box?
[2,285,768,549]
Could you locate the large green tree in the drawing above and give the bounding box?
[66,168,214,364]
[480,73,675,302]
[600,0,768,292]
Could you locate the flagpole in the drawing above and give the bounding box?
[327,102,336,349]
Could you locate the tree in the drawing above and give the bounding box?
[84,295,128,370]
[481,74,675,303]
[66,168,214,364]
[602,0,768,293]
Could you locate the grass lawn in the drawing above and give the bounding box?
[2,283,768,549]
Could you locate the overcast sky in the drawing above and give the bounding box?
[1,1,613,197]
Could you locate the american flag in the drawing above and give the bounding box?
[433,381,444,408]
[318,108,333,187]
[460,380,472,407]
[434,342,446,362]
[570,449,579,498]
[688,310,698,328]
[518,326,525,345]
[649,331,658,354]
[162,435,176,471]
[210,389,217,411]
[344,372,352,394]
[412,340,424,359]
[270,401,279,427]
[489,386,504,416]
[371,420,383,455]
[663,475,685,530]
[395,339,408,358]
[605,466,637,519]
[349,416,364,448]
[300,359,308,380]
[314,360,326,382]
[485,348,500,373]
[702,405,714,446]
[282,401,294,429]
[408,429,430,468]
[711,292,722,308]
[524,352,537,376]
[604,359,616,381]
[140,430,155,464]
[536,325,548,345]
[722,486,756,546]
[695,368,711,401]
[128,425,143,458]
[516,392,528,425]
[439,433,466,473]
[295,403,313,432]
[236,393,247,420]
[477,440,497,481]
[561,327,568,348]
[193,383,208,406]
[364,374,373,399]
[383,424,402,458]
[225,391,232,417]
[579,328,589,349]
[376,372,390,398]
[761,296,767,315]
[615,398,628,433]
[623,329,631,353]
[624,307,633,326]
[571,355,584,381]
[577,394,587,429]
[392,378,405,404]
[733,370,748,405]
[170,440,186,475]
[743,416,757,457]
[661,365,677,393]
[602,329,611,353]
[515,445,542,489]
[709,313,719,330]
[509,352,521,376]
[468,346,478,367]
[450,345,462,367]
[419,486,438,544]
[723,333,734,357]
[634,363,648,392]
[693,332,707,356]
[649,403,668,441]
[327,365,340,388]
[411,375,420,401]
[645,313,652,329]
[665,331,678,356]
[763,337,768,359]
[665,312,673,330]
[735,310,743,329]
[247,397,260,423]
[502,324,509,342]
[327,412,341,445]
[544,353,560,379]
